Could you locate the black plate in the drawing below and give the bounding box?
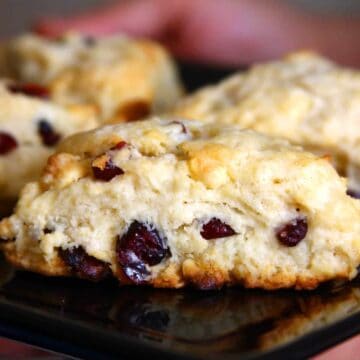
[0,261,360,360]
[0,65,360,359]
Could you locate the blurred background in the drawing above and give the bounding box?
[0,0,113,37]
[0,0,360,37]
[1,0,360,69]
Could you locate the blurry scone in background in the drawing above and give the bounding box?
[172,52,360,196]
[0,33,183,123]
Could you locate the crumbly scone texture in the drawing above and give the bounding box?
[0,33,183,123]
[1,117,360,290]
[172,52,360,192]
[0,80,97,201]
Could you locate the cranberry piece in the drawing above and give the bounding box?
[116,221,169,283]
[118,221,169,266]
[38,120,61,146]
[92,159,124,181]
[111,141,127,151]
[347,189,360,199]
[0,132,18,155]
[117,250,150,285]
[59,246,111,281]
[276,217,308,247]
[8,83,49,99]
[200,218,235,240]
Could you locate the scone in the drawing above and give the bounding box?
[0,32,183,123]
[172,52,360,195]
[0,79,97,213]
[1,118,360,290]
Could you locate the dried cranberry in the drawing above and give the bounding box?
[116,221,169,283]
[117,249,150,285]
[276,217,308,247]
[8,83,49,99]
[111,141,127,151]
[119,221,169,266]
[92,159,124,181]
[347,189,360,199]
[59,246,111,281]
[38,120,61,146]
[200,218,235,240]
[0,132,18,155]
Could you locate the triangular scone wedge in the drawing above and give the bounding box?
[172,52,360,195]
[1,118,360,290]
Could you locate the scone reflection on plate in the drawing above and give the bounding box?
[1,117,359,290]
[1,267,359,354]
[0,32,183,123]
[172,51,360,196]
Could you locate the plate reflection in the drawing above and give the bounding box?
[0,258,359,355]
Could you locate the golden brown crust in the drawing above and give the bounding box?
[3,245,69,277]
[182,259,230,290]
[108,99,151,124]
[0,234,355,290]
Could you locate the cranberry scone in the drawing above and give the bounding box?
[1,118,360,290]
[172,52,360,195]
[0,79,97,214]
[0,32,183,123]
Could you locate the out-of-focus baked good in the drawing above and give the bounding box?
[1,117,359,290]
[172,52,360,195]
[0,79,97,212]
[0,32,183,123]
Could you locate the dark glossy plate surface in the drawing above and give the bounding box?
[0,64,360,359]
[0,258,360,360]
